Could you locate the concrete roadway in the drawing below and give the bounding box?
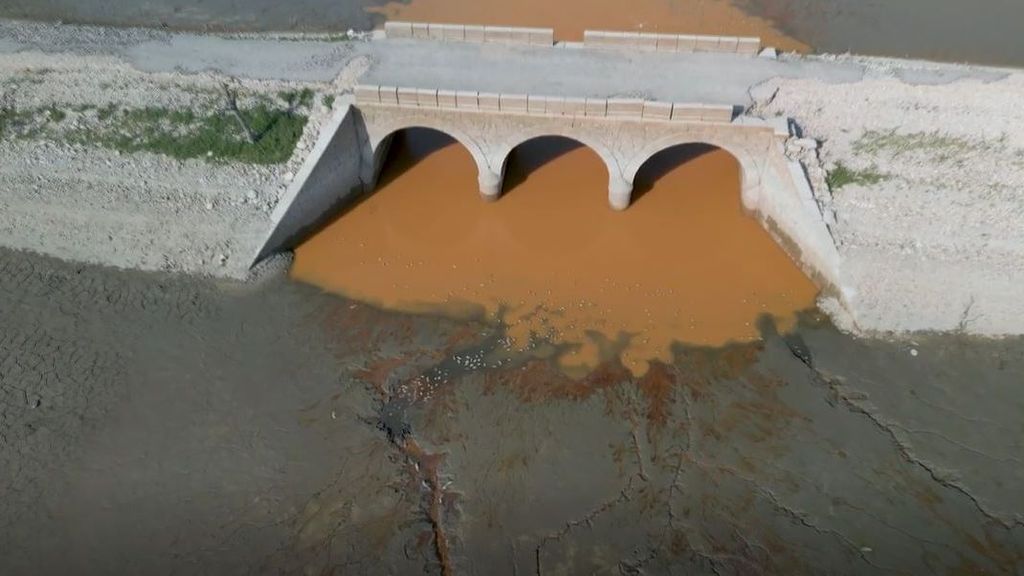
[2,19,1010,107]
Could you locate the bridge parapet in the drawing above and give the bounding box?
[354,84,737,123]
[583,30,760,55]
[384,21,554,46]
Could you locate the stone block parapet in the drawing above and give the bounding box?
[583,30,761,55]
[384,21,554,46]
[354,84,737,124]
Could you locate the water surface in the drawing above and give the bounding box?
[292,130,818,375]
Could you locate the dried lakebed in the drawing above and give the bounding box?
[1,247,1022,574]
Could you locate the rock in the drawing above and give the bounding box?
[283,171,295,182]
[204,201,214,210]
[910,348,919,357]
[793,137,818,150]
[246,190,258,201]
[759,47,778,60]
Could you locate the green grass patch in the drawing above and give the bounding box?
[86,104,308,164]
[0,106,35,139]
[852,129,1002,163]
[826,162,889,190]
[322,94,336,110]
[278,88,315,110]
[45,106,66,123]
[97,104,119,121]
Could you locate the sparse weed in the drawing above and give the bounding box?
[826,162,889,190]
[852,129,998,163]
[82,104,307,164]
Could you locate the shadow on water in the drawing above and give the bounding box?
[297,127,467,243]
[374,128,461,189]
[631,143,720,206]
[502,136,584,194]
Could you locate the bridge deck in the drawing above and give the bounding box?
[355,38,865,108]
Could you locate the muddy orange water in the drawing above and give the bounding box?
[292,131,818,376]
[367,0,808,51]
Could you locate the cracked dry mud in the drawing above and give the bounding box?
[1,247,1022,575]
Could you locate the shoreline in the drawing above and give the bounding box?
[1,18,1022,342]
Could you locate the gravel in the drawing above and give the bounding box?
[0,48,360,278]
[755,57,1024,336]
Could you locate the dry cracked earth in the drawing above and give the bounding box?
[1,247,1023,575]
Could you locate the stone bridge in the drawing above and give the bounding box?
[355,85,761,211]
[254,25,843,296]
[257,91,841,294]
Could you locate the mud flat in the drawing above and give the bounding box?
[2,247,1023,574]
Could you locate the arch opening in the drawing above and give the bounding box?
[499,135,612,199]
[631,143,724,206]
[625,138,761,211]
[372,126,481,193]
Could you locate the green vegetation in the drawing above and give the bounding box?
[97,104,119,121]
[853,129,1003,163]
[278,88,315,110]
[0,105,32,139]
[826,162,889,190]
[83,104,308,164]
[322,94,336,110]
[0,86,314,164]
[0,107,15,139]
[45,106,66,123]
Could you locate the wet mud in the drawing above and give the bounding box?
[292,130,818,376]
[737,0,1024,67]
[3,248,1023,575]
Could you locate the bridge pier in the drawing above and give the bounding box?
[478,168,503,202]
[608,176,633,211]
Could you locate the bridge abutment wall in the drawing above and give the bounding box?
[253,99,371,262]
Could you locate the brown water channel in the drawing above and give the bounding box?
[292,130,818,376]
[288,0,820,377]
[368,0,807,50]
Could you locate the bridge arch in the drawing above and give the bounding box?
[624,135,764,211]
[366,121,496,198]
[493,130,625,206]
[492,134,615,199]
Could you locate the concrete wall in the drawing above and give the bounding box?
[583,30,761,55]
[354,84,737,123]
[384,21,554,46]
[252,100,369,264]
